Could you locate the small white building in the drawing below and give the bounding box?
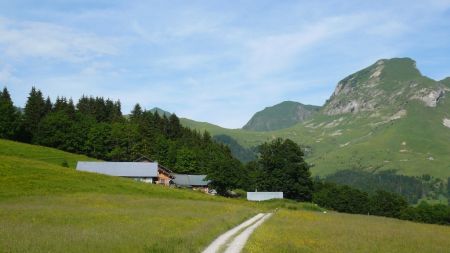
[76,161,159,183]
[247,192,283,201]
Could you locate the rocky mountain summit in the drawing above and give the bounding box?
[323,58,448,116]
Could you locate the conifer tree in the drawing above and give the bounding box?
[22,87,47,142]
[0,87,19,139]
[130,103,143,121]
[44,96,53,114]
[168,114,181,138]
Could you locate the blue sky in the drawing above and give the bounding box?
[1,0,450,128]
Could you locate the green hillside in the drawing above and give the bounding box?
[181,58,450,180]
[242,101,321,131]
[0,139,259,252]
[0,139,97,168]
[245,209,450,253]
[441,77,450,87]
[1,140,450,252]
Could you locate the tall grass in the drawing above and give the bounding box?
[0,194,257,253]
[244,209,450,253]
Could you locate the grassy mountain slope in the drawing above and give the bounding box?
[180,118,274,148]
[1,140,450,252]
[242,101,321,131]
[181,58,450,179]
[441,77,450,87]
[213,134,257,163]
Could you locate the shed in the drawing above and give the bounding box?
[172,174,210,192]
[247,192,284,201]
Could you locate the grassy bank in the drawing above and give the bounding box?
[0,194,256,253]
[244,209,450,253]
[0,139,259,252]
[0,139,96,168]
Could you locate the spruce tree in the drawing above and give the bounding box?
[44,96,53,114]
[168,114,181,138]
[0,87,20,139]
[130,103,143,121]
[22,87,47,142]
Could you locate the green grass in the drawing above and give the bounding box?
[2,139,450,252]
[244,209,450,253]
[0,139,313,252]
[0,194,256,253]
[0,139,262,252]
[0,139,96,168]
[0,154,215,200]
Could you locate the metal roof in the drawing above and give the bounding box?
[247,192,284,201]
[76,162,158,177]
[172,174,210,186]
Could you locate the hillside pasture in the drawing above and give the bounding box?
[244,209,450,253]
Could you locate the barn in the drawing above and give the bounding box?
[76,161,159,183]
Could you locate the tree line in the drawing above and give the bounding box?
[314,181,450,225]
[324,169,449,204]
[0,87,244,190]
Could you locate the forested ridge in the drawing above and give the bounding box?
[0,87,244,189]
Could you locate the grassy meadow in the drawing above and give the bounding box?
[0,139,260,252]
[0,139,97,168]
[0,194,256,253]
[1,138,450,252]
[244,209,450,253]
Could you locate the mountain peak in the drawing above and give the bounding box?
[243,101,321,131]
[323,57,444,115]
[149,107,172,117]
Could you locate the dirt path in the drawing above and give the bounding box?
[202,213,272,253]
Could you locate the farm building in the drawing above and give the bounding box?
[247,192,283,201]
[133,156,174,186]
[76,161,161,184]
[76,160,209,191]
[172,174,210,192]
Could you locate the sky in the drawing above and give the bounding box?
[0,0,450,128]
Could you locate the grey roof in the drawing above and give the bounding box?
[76,162,158,177]
[247,192,283,201]
[172,174,210,187]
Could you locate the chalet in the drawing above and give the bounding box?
[172,174,210,193]
[75,158,209,192]
[76,161,159,183]
[133,156,174,186]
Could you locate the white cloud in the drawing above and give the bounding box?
[243,14,371,79]
[0,18,118,62]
